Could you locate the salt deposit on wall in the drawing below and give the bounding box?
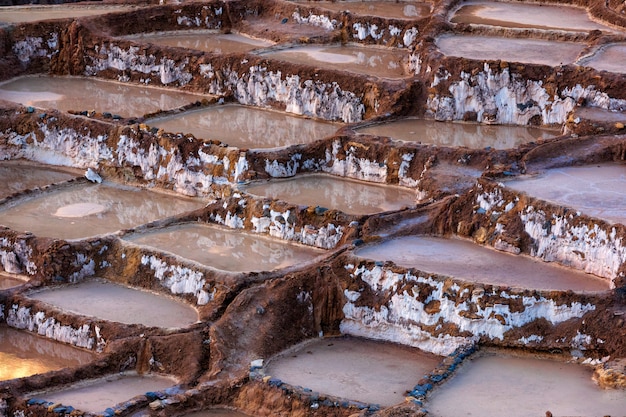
[0,237,36,276]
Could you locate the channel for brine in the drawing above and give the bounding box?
[355,236,610,292]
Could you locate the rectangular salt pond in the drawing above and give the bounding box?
[146,104,341,149]
[426,351,626,417]
[0,4,138,25]
[356,118,556,150]
[124,223,327,273]
[0,182,205,240]
[0,75,209,118]
[123,31,274,54]
[239,174,417,215]
[581,43,626,74]
[0,161,80,200]
[0,325,95,381]
[28,279,198,328]
[256,44,409,79]
[34,372,177,414]
[435,35,585,66]
[504,163,626,225]
[355,236,610,292]
[265,336,441,407]
[290,1,431,19]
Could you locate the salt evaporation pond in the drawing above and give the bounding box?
[435,35,585,66]
[426,352,626,417]
[146,105,340,149]
[504,163,626,225]
[355,236,609,292]
[450,0,618,33]
[0,182,205,240]
[0,272,26,290]
[37,373,177,414]
[125,223,327,273]
[0,326,95,381]
[291,0,431,19]
[0,161,79,199]
[0,4,137,25]
[581,43,626,74]
[266,336,441,407]
[0,75,208,118]
[124,31,273,54]
[257,44,408,79]
[28,279,198,328]
[356,118,556,149]
[240,174,417,215]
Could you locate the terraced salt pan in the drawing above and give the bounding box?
[257,44,409,79]
[125,223,326,273]
[355,236,609,292]
[426,352,626,417]
[0,182,204,240]
[0,271,27,290]
[291,0,431,19]
[435,35,585,67]
[146,105,341,149]
[265,336,441,406]
[504,163,626,225]
[28,279,198,328]
[0,4,138,25]
[450,0,619,33]
[357,118,556,149]
[239,174,417,215]
[124,31,273,54]
[0,161,79,199]
[581,43,626,74]
[0,325,95,381]
[36,372,177,414]
[0,75,208,118]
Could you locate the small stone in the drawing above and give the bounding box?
[615,122,624,129]
[473,227,488,243]
[26,106,35,113]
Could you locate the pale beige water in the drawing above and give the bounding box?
[125,223,327,272]
[125,31,273,54]
[505,163,626,225]
[582,43,626,74]
[575,106,626,122]
[39,372,177,413]
[291,1,431,19]
[436,35,585,66]
[0,326,95,381]
[0,182,205,240]
[0,4,138,25]
[266,336,441,406]
[450,0,619,33]
[239,174,417,215]
[357,118,557,149]
[28,279,198,328]
[355,236,609,292]
[147,105,341,149]
[258,44,409,79]
[0,76,209,117]
[427,353,626,417]
[0,161,79,199]
[0,272,27,290]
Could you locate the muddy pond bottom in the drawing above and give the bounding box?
[290,1,431,19]
[357,118,556,149]
[0,161,80,199]
[355,236,609,292]
[124,31,273,54]
[36,373,177,414]
[266,336,441,406]
[581,43,626,74]
[426,352,626,417]
[0,326,95,381]
[240,174,416,215]
[0,75,208,118]
[435,35,584,66]
[504,163,626,225]
[146,105,340,148]
[257,44,409,79]
[125,223,327,272]
[0,4,138,25]
[28,279,198,328]
[0,182,204,240]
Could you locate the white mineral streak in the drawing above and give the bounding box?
[140,255,211,305]
[68,253,95,282]
[0,238,36,275]
[12,36,52,63]
[353,23,383,40]
[426,63,626,125]
[340,265,595,355]
[264,154,301,177]
[518,334,544,344]
[323,140,387,182]
[292,11,337,30]
[403,28,419,48]
[7,305,96,349]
